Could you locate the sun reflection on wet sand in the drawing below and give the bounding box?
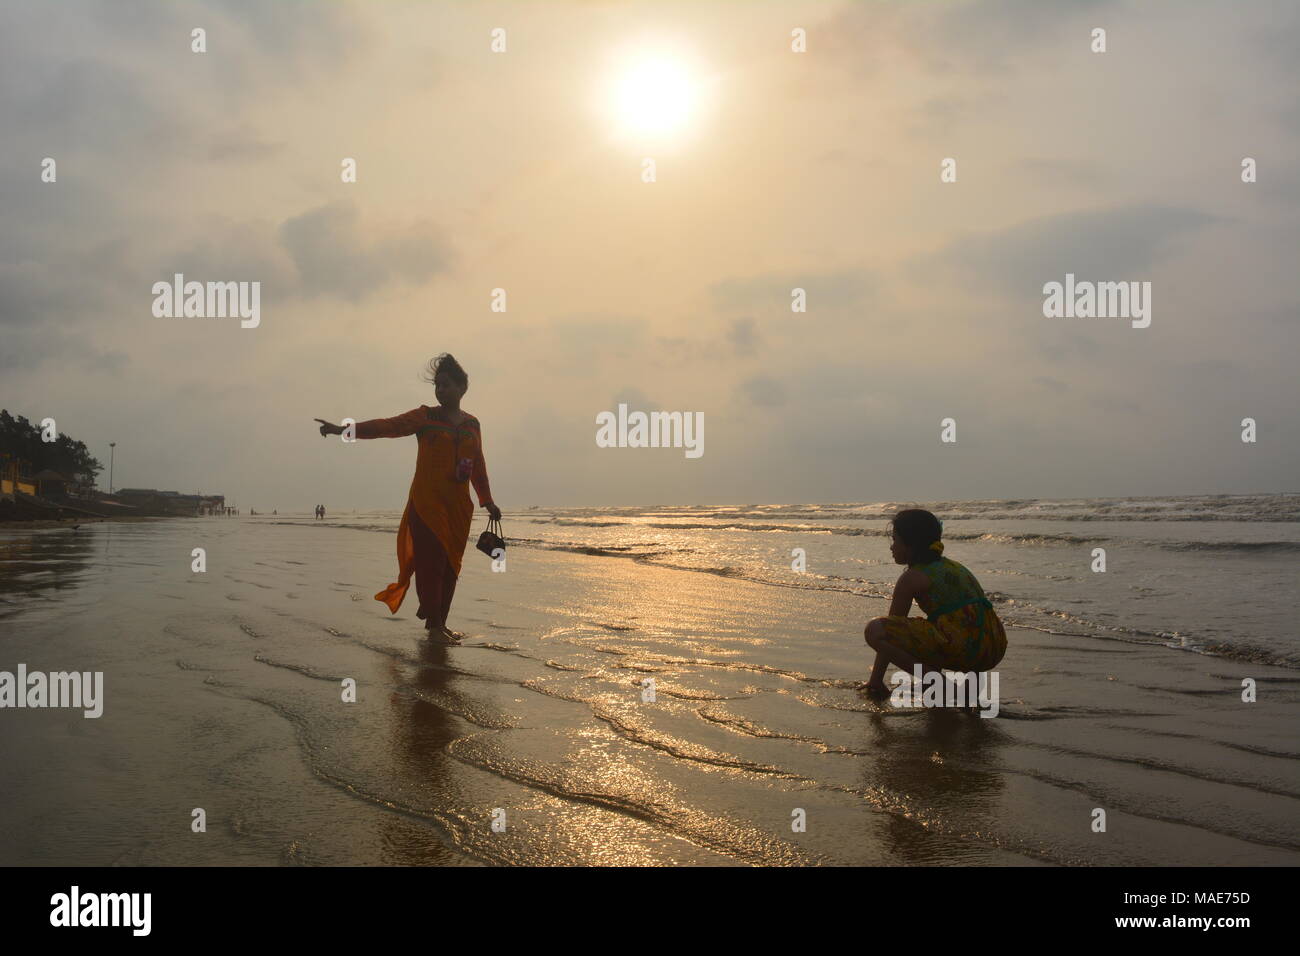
[2,519,1296,866]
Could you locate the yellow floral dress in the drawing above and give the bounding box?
[881,556,1006,671]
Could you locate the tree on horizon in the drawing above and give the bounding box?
[0,409,103,487]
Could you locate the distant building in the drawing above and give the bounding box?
[114,487,224,516]
[34,469,69,498]
[0,455,37,497]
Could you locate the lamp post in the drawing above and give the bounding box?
[108,442,116,494]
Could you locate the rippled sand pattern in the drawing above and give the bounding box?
[1,516,1296,866]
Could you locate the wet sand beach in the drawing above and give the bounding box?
[1,511,1297,866]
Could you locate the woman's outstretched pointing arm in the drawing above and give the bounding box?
[314,408,426,439]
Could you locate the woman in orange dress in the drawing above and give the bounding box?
[315,354,501,641]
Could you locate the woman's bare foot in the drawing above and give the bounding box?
[861,681,891,698]
[438,625,465,643]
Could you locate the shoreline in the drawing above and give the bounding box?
[2,511,1294,865]
[0,515,170,530]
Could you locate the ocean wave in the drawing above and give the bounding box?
[522,520,1299,557]
[550,494,1300,523]
[1151,540,1300,554]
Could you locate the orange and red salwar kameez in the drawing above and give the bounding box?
[355,406,495,629]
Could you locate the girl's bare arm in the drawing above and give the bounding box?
[887,569,925,618]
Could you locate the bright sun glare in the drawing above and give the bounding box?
[612,55,696,138]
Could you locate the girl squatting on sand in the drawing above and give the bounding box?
[315,354,502,641]
[863,509,1007,698]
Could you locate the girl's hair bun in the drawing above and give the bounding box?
[892,509,943,563]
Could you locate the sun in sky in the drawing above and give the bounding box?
[604,43,709,143]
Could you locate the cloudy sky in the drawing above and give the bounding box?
[2,0,1296,509]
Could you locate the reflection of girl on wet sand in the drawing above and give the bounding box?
[315,354,501,641]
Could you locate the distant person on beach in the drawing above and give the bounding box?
[314,353,501,641]
[862,509,1006,696]
[319,505,325,520]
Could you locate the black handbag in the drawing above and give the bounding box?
[476,516,505,558]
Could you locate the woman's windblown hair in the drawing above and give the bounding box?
[422,353,468,391]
